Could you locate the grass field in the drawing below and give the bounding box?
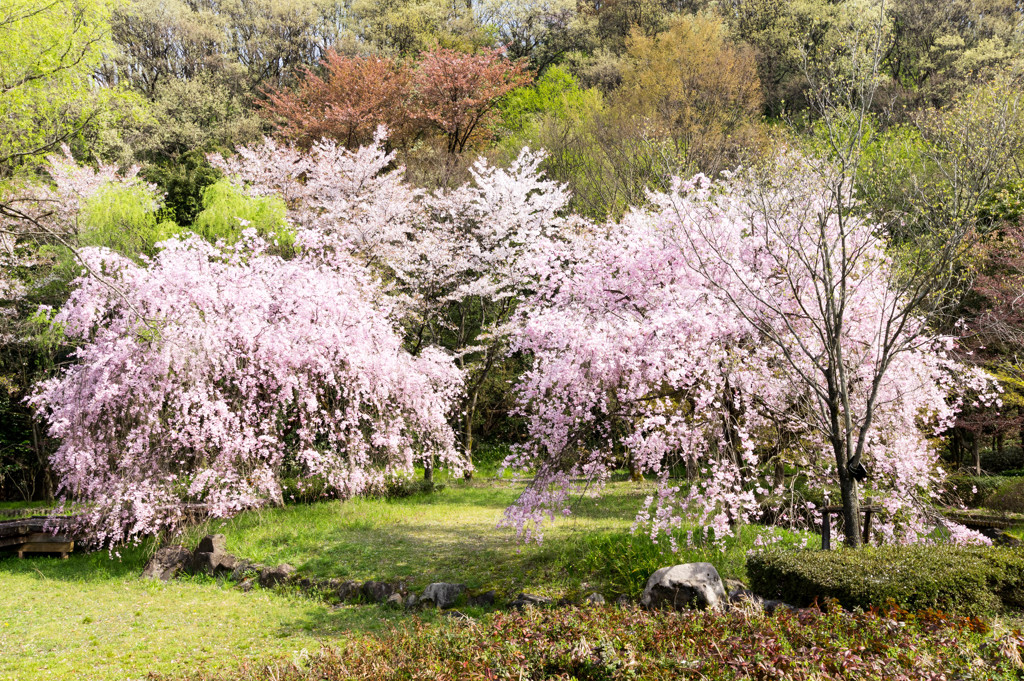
[0,474,819,681]
[2,473,815,679]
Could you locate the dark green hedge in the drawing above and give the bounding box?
[747,545,1024,615]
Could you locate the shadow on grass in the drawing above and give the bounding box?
[0,539,155,582]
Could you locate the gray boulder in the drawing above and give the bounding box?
[421,582,466,609]
[259,564,295,588]
[641,563,727,611]
[404,593,420,609]
[141,546,193,581]
[584,593,606,606]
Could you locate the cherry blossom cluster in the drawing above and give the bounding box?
[30,233,462,546]
[503,156,995,545]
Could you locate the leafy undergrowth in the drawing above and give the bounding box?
[168,605,1024,681]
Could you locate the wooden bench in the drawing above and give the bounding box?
[13,533,74,559]
[0,516,76,559]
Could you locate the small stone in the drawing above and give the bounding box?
[190,551,221,576]
[237,577,255,592]
[468,590,496,607]
[362,580,395,603]
[230,560,263,581]
[141,546,193,581]
[404,593,419,609]
[421,583,466,609]
[216,554,238,573]
[386,593,404,609]
[196,534,227,554]
[336,580,361,602]
[615,595,632,607]
[259,564,295,588]
[510,593,552,609]
[584,593,606,606]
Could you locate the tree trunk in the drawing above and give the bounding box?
[463,395,476,481]
[424,455,433,483]
[972,434,981,476]
[832,435,862,548]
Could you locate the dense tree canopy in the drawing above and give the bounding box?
[2,0,1024,559]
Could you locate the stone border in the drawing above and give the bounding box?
[140,534,610,612]
[142,535,790,617]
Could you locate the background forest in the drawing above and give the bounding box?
[2,0,1024,510]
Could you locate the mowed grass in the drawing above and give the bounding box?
[181,474,816,596]
[183,475,652,595]
[0,545,421,681]
[0,475,818,681]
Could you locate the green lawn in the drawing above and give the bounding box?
[0,475,817,681]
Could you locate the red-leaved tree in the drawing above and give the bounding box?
[260,51,412,149]
[261,47,531,155]
[413,47,532,154]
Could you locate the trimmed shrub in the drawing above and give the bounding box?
[747,545,1024,615]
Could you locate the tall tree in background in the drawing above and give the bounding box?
[413,48,532,154]
[261,52,412,149]
[0,0,125,180]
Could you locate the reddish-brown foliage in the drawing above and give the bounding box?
[260,51,412,149]
[261,48,531,154]
[167,604,1022,680]
[412,47,532,154]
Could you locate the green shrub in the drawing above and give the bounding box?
[986,478,1024,514]
[747,545,1024,615]
[191,179,295,253]
[942,475,1012,508]
[373,475,443,500]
